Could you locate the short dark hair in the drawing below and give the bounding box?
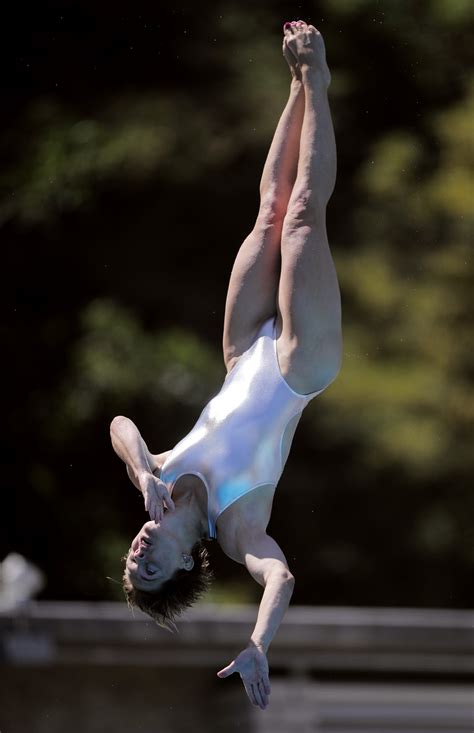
[122,542,213,632]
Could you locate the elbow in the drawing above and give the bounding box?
[281,572,295,598]
[271,570,295,588]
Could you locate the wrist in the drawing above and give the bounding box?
[248,638,267,654]
[138,469,153,486]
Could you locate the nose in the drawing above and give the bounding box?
[134,547,147,559]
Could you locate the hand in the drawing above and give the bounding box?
[138,472,175,522]
[217,642,271,710]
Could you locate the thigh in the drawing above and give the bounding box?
[276,217,343,392]
[222,221,282,370]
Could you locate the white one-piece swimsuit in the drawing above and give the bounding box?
[160,316,327,539]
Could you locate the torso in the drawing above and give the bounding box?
[217,318,309,562]
[159,311,317,566]
[161,410,301,565]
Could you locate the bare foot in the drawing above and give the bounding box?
[282,23,301,81]
[284,20,331,87]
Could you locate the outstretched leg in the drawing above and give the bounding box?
[223,33,305,371]
[277,24,343,394]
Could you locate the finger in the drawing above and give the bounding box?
[157,483,175,512]
[253,681,266,709]
[165,494,175,512]
[150,500,160,523]
[262,676,271,695]
[148,497,155,517]
[155,502,162,523]
[217,662,236,678]
[257,680,269,707]
[249,682,261,708]
[243,681,257,706]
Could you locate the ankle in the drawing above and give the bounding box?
[290,77,303,94]
[301,64,330,90]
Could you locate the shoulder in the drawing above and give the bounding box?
[234,529,294,585]
[150,449,173,474]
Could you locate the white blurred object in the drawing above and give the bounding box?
[0,553,45,611]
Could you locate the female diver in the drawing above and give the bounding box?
[110,21,343,710]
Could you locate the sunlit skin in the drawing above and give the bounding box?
[124,477,209,592]
[112,20,342,712]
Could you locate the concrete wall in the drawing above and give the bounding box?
[1,603,473,733]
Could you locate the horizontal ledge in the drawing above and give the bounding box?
[1,602,473,675]
[2,602,473,627]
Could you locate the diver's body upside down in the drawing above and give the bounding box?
[110,20,343,712]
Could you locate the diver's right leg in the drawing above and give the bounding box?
[223,26,305,371]
[277,24,343,394]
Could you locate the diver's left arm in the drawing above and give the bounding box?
[217,532,295,709]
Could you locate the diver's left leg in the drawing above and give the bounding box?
[222,29,305,371]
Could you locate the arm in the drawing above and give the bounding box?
[217,532,295,709]
[110,415,175,521]
[110,415,157,481]
[243,532,295,652]
[127,450,172,489]
[126,450,173,490]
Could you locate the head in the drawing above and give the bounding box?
[122,521,213,631]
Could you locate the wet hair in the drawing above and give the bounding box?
[122,542,213,632]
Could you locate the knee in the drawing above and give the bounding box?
[257,192,289,226]
[284,194,326,228]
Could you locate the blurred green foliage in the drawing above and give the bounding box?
[3,0,473,607]
[61,298,223,424]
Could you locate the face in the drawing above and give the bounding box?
[125,520,183,592]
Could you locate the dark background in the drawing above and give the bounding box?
[2,0,473,608]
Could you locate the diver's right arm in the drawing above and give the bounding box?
[110,415,156,481]
[109,416,175,521]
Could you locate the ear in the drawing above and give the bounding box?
[182,554,195,572]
